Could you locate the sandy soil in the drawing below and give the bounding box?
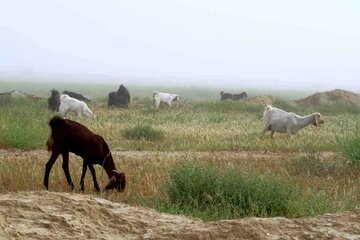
[0,191,359,240]
[295,89,360,107]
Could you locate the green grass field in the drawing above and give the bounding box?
[0,80,359,221]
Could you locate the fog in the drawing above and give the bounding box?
[1,0,360,91]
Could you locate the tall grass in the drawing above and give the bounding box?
[337,131,360,166]
[151,163,334,220]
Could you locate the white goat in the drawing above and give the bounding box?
[262,105,323,138]
[153,91,180,109]
[59,94,95,118]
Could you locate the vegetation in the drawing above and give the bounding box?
[0,81,360,221]
[124,124,164,141]
[157,164,302,220]
[337,131,360,166]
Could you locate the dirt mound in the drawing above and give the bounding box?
[244,96,275,106]
[0,191,359,239]
[295,89,360,107]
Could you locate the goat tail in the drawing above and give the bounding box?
[46,136,53,152]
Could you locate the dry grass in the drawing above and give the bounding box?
[0,92,360,219]
[0,149,359,215]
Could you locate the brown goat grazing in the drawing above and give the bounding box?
[44,116,126,192]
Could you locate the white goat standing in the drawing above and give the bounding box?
[59,94,95,118]
[153,91,180,109]
[262,105,323,138]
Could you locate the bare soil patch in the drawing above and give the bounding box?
[244,96,276,106]
[0,191,359,240]
[295,89,360,107]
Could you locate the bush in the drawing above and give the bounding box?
[161,164,304,220]
[123,124,164,141]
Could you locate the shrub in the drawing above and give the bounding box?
[161,164,303,220]
[123,124,164,141]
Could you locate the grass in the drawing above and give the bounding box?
[123,124,164,141]
[1,150,359,221]
[157,163,302,220]
[337,131,360,166]
[0,81,360,221]
[0,97,358,152]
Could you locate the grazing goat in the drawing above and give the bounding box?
[108,84,130,108]
[59,94,95,117]
[262,105,324,138]
[44,116,126,192]
[153,91,179,109]
[63,90,90,102]
[220,91,247,101]
[48,89,61,111]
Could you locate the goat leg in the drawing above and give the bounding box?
[44,152,60,190]
[80,161,88,191]
[61,152,75,190]
[87,163,101,192]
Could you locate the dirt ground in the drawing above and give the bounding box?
[0,149,359,239]
[295,89,360,107]
[0,191,359,240]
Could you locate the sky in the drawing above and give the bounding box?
[0,0,360,90]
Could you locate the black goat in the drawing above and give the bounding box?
[48,89,60,111]
[220,91,248,101]
[62,91,90,102]
[108,84,130,108]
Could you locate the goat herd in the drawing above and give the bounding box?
[43,84,324,193]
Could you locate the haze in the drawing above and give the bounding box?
[1,0,360,91]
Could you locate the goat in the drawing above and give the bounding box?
[63,90,90,102]
[44,116,126,192]
[59,94,95,117]
[153,91,180,109]
[220,91,247,101]
[108,84,130,108]
[262,105,324,138]
[48,89,61,111]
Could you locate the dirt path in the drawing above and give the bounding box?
[0,148,337,162]
[0,191,359,240]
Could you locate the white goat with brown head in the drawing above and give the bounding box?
[262,105,324,138]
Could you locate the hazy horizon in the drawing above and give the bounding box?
[1,1,360,91]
